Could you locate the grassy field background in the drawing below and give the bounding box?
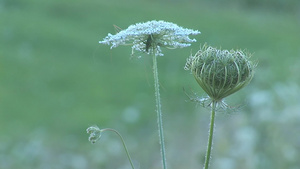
[1,0,300,168]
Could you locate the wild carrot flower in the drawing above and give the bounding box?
[185,44,256,169]
[99,20,200,56]
[99,20,200,169]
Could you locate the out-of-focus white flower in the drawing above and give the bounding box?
[99,20,200,56]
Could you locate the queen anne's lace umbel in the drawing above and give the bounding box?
[99,20,200,56]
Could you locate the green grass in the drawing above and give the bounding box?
[1,0,300,168]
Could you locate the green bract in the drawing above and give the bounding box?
[185,44,255,101]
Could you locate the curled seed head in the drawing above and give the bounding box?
[185,44,256,101]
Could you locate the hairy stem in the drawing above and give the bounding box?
[152,54,167,169]
[101,128,135,169]
[203,100,216,169]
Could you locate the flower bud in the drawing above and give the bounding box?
[86,126,102,144]
[185,44,255,101]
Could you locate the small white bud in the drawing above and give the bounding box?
[86,126,102,144]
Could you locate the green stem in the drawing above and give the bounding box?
[203,100,216,169]
[101,128,135,169]
[152,54,167,169]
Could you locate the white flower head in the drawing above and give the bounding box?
[99,20,200,56]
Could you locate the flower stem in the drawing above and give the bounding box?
[101,128,135,169]
[203,100,216,169]
[152,54,167,169]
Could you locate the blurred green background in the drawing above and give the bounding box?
[1,0,300,168]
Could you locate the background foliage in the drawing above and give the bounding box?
[1,0,300,168]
